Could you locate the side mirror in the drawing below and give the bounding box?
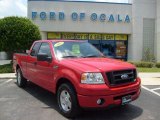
[26,50,29,54]
[37,53,52,62]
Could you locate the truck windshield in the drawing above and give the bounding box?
[53,41,104,59]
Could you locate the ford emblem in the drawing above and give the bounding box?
[121,74,129,80]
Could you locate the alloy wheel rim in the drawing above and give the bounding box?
[17,71,21,85]
[60,90,72,112]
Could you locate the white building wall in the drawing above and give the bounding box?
[28,1,132,34]
[156,0,160,62]
[40,32,47,40]
[129,0,156,61]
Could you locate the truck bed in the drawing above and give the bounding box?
[13,53,29,73]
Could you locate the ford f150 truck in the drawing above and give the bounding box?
[13,40,141,118]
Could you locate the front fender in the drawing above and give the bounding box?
[53,68,81,93]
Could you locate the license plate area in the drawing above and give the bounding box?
[122,95,132,105]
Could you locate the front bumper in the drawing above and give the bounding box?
[78,87,141,108]
[77,77,141,108]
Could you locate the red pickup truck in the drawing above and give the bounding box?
[13,40,141,118]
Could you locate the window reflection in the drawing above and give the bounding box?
[88,40,128,60]
[88,40,101,50]
[101,41,115,58]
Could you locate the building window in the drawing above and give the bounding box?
[101,40,115,58]
[47,32,128,60]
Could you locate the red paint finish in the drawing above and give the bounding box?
[13,40,141,108]
[78,88,141,108]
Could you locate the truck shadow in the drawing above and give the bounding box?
[76,104,143,120]
[20,82,143,120]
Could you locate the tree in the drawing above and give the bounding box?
[0,16,41,52]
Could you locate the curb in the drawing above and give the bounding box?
[0,73,16,79]
[0,77,16,79]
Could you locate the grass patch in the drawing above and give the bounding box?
[0,64,13,73]
[137,67,160,72]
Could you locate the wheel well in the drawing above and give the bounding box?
[56,78,76,94]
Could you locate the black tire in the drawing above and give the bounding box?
[57,83,80,118]
[16,68,27,87]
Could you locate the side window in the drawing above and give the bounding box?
[38,43,51,57]
[30,42,41,56]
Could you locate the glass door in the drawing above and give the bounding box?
[115,41,127,60]
[115,35,128,61]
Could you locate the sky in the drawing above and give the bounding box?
[0,0,129,18]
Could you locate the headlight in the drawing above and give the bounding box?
[81,73,105,84]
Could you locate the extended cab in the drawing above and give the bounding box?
[13,40,141,118]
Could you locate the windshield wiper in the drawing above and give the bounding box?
[83,54,99,58]
[83,54,106,58]
[100,55,106,58]
[62,55,78,58]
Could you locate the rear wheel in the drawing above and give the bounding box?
[57,83,80,118]
[16,68,27,87]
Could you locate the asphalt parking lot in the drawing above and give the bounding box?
[0,77,160,120]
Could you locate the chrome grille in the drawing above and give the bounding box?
[106,69,137,85]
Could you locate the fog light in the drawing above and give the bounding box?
[97,98,105,105]
[97,99,102,105]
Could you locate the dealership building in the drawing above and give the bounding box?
[28,0,160,61]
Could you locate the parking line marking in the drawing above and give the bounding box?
[151,87,160,91]
[6,79,13,83]
[0,79,13,86]
[142,86,160,97]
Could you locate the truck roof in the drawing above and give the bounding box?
[35,40,86,43]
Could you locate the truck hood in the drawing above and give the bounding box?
[60,58,136,72]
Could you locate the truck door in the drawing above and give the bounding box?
[36,42,54,90]
[27,42,41,83]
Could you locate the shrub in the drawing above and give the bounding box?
[155,63,160,68]
[0,19,3,51]
[0,16,41,52]
[0,64,13,73]
[128,61,154,68]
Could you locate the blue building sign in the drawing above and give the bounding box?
[32,11,131,23]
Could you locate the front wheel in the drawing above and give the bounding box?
[57,83,80,118]
[16,68,27,87]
